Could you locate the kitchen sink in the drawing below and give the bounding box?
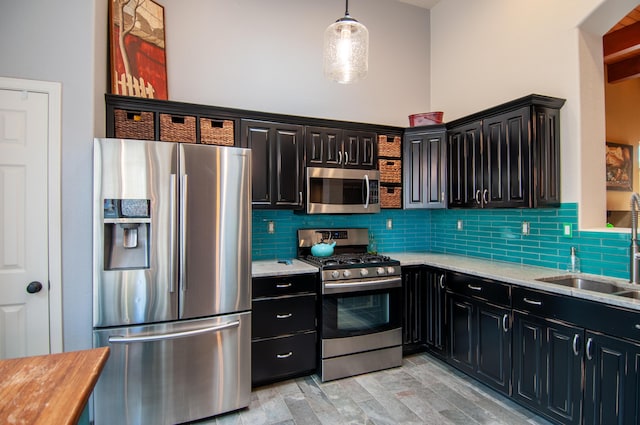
[536,275,625,294]
[615,290,640,299]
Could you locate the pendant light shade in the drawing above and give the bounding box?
[323,1,369,84]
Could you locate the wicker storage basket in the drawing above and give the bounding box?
[200,118,234,146]
[381,186,402,208]
[379,159,402,183]
[378,135,401,158]
[159,113,196,143]
[114,109,155,140]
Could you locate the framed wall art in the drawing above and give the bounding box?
[109,0,168,99]
[606,141,633,191]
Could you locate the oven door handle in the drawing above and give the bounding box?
[323,277,401,294]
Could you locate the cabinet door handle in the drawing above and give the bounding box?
[572,334,580,356]
[338,151,343,164]
[276,283,292,288]
[483,189,489,205]
[345,152,349,164]
[439,275,445,289]
[475,190,481,205]
[276,313,292,319]
[634,324,640,330]
[586,337,593,360]
[502,314,509,332]
[468,284,482,291]
[276,351,293,359]
[523,297,542,306]
[299,191,303,205]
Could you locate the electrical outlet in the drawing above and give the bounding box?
[457,220,463,231]
[562,223,572,238]
[521,221,530,235]
[386,218,393,230]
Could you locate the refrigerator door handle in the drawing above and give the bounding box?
[108,320,240,344]
[180,174,188,292]
[169,174,177,293]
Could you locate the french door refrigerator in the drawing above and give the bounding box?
[92,138,251,425]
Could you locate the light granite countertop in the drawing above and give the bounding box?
[252,252,640,312]
[252,259,319,278]
[386,252,640,312]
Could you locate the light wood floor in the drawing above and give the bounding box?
[194,353,554,425]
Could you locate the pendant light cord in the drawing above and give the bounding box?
[345,0,350,17]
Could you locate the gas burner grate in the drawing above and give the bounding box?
[305,254,393,267]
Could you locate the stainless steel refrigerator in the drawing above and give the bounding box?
[92,138,251,425]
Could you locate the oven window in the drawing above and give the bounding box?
[337,293,389,330]
[323,287,401,338]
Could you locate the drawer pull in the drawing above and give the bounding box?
[276,313,293,319]
[277,351,293,359]
[276,283,292,288]
[468,284,482,291]
[523,297,542,306]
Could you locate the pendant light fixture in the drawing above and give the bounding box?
[323,0,369,84]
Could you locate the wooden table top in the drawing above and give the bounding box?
[0,347,110,425]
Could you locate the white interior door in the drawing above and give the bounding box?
[0,88,51,358]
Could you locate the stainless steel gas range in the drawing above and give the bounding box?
[297,228,402,382]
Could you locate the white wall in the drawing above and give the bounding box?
[430,0,638,229]
[163,0,430,127]
[0,0,430,351]
[0,0,106,351]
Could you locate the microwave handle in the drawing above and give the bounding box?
[364,174,370,209]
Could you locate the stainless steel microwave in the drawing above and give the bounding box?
[306,167,380,214]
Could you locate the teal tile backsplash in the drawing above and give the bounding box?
[252,203,632,280]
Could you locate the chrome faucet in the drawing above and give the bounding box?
[630,192,640,283]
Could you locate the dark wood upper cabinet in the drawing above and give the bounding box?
[241,119,304,209]
[447,94,565,209]
[403,125,447,209]
[305,126,376,169]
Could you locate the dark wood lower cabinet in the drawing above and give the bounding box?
[251,274,317,387]
[402,267,427,354]
[251,331,317,386]
[583,332,640,425]
[512,312,583,425]
[401,266,447,356]
[447,293,511,395]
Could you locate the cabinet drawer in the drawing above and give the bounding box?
[253,274,317,298]
[447,272,511,307]
[513,286,640,342]
[251,331,317,386]
[252,294,316,338]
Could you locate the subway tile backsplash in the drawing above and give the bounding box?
[252,203,631,279]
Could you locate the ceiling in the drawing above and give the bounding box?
[602,5,640,83]
[395,0,440,9]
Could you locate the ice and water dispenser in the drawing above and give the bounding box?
[103,199,150,270]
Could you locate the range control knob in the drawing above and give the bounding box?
[331,270,340,279]
[360,268,369,277]
[343,270,352,278]
[377,267,386,275]
[387,266,396,274]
